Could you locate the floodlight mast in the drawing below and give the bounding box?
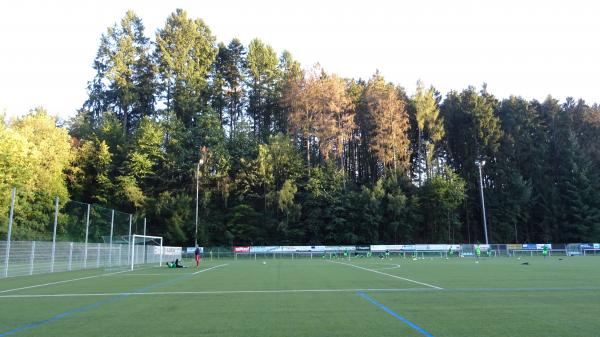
[476,159,489,245]
[195,146,207,248]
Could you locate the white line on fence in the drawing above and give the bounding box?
[330,261,443,290]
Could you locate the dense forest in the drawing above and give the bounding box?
[1,9,600,246]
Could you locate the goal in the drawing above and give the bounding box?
[130,234,163,270]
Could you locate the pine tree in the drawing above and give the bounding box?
[83,11,155,137]
[246,39,279,142]
[363,73,410,175]
[155,9,217,126]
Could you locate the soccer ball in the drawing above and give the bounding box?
[262,261,266,265]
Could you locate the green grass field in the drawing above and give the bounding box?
[1,255,599,337]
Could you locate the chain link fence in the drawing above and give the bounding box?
[1,187,177,278]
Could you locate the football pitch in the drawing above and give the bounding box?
[1,256,599,337]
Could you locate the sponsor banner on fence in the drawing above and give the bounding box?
[155,246,182,256]
[234,246,250,253]
[522,244,551,250]
[594,243,600,249]
[250,246,280,253]
[370,245,404,252]
[507,244,521,250]
[355,245,371,251]
[185,247,203,254]
[323,246,356,252]
[249,246,326,253]
[371,244,461,252]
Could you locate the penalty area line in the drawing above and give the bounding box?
[331,261,443,290]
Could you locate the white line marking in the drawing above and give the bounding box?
[378,264,401,270]
[1,286,597,299]
[0,269,135,294]
[0,288,426,298]
[193,263,228,275]
[116,273,176,276]
[331,261,443,290]
[0,265,159,294]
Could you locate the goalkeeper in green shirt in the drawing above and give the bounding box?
[542,245,549,258]
[475,244,481,261]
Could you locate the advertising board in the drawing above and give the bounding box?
[154,246,182,256]
[250,246,280,253]
[185,247,203,254]
[233,246,250,253]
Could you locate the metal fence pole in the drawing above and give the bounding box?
[109,210,114,267]
[50,196,59,273]
[3,187,16,278]
[29,241,36,275]
[127,214,132,265]
[68,242,73,271]
[84,203,90,269]
[143,218,147,264]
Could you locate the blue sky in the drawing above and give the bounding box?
[1,0,598,119]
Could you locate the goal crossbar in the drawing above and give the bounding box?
[130,234,163,270]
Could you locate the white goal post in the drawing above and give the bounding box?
[130,234,163,270]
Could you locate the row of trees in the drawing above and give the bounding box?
[2,9,599,246]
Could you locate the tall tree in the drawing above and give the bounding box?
[412,80,444,183]
[155,9,217,126]
[213,38,246,135]
[83,10,155,137]
[441,87,501,242]
[363,73,411,174]
[246,38,279,141]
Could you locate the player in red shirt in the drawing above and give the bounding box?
[195,246,201,268]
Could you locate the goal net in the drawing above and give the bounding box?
[129,234,164,270]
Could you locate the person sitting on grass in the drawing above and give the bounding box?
[167,258,187,268]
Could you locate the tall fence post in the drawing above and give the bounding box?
[127,214,132,265]
[50,196,59,273]
[29,241,36,275]
[143,218,147,263]
[68,242,73,271]
[96,243,100,268]
[84,203,90,269]
[109,209,114,267]
[3,187,16,278]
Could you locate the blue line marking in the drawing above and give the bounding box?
[357,291,435,337]
[0,269,206,336]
